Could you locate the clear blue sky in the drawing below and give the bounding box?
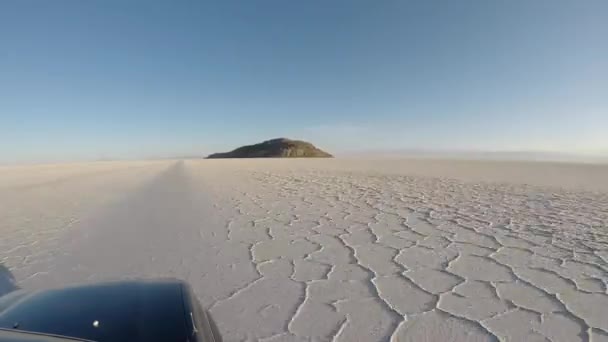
[1,0,606,162]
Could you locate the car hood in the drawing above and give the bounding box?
[0,280,190,342]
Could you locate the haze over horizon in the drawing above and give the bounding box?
[1,0,606,163]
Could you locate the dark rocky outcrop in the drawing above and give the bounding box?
[207,138,333,158]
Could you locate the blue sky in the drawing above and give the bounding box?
[1,0,606,162]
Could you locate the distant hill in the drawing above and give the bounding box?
[207,138,333,158]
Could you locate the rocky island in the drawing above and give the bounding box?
[206,138,333,158]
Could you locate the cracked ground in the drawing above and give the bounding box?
[1,159,607,341]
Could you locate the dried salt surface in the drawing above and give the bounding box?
[1,158,607,342]
[0,161,172,285]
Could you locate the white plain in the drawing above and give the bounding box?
[1,159,607,341]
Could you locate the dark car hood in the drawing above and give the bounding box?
[0,280,190,342]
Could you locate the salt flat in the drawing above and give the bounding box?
[1,159,607,341]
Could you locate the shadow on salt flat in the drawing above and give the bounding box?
[0,264,18,296]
